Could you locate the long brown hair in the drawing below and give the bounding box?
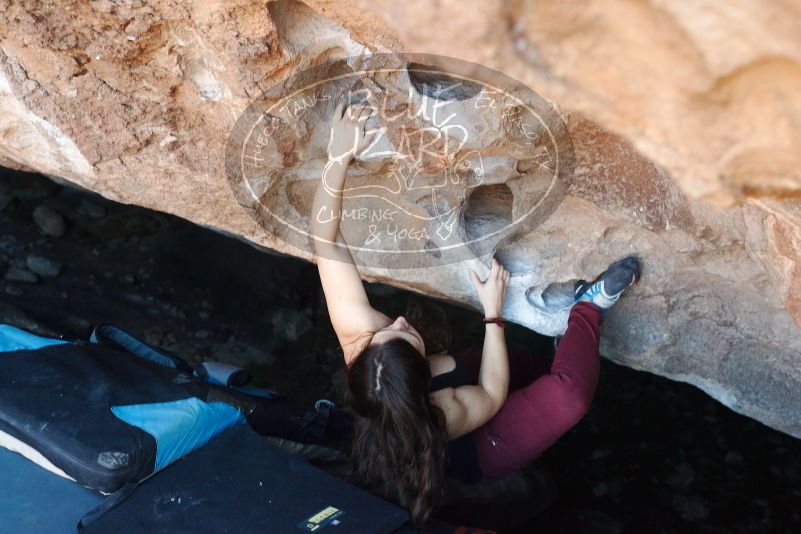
[346,337,447,527]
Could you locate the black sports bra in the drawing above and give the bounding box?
[429,355,473,393]
[429,355,482,484]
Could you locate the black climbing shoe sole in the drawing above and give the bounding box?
[574,255,642,301]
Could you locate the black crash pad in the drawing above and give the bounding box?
[82,423,409,533]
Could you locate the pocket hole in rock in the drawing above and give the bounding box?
[462,183,514,243]
[526,280,579,312]
[407,62,483,101]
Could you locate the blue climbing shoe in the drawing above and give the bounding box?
[574,256,641,309]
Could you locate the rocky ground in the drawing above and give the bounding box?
[1,166,800,533]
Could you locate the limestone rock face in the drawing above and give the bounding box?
[1,1,801,439]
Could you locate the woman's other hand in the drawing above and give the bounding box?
[469,257,510,318]
[327,101,375,163]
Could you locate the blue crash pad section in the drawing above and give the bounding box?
[0,445,102,533]
[0,324,67,353]
[111,397,245,469]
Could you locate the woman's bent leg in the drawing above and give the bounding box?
[473,302,603,482]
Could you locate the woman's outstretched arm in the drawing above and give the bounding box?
[311,101,387,362]
[433,258,511,439]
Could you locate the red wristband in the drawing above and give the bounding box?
[482,317,506,328]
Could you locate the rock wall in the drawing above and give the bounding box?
[311,0,801,208]
[1,1,800,438]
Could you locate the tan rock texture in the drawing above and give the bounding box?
[1,1,801,438]
[314,0,801,207]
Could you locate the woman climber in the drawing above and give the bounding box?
[310,100,641,527]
